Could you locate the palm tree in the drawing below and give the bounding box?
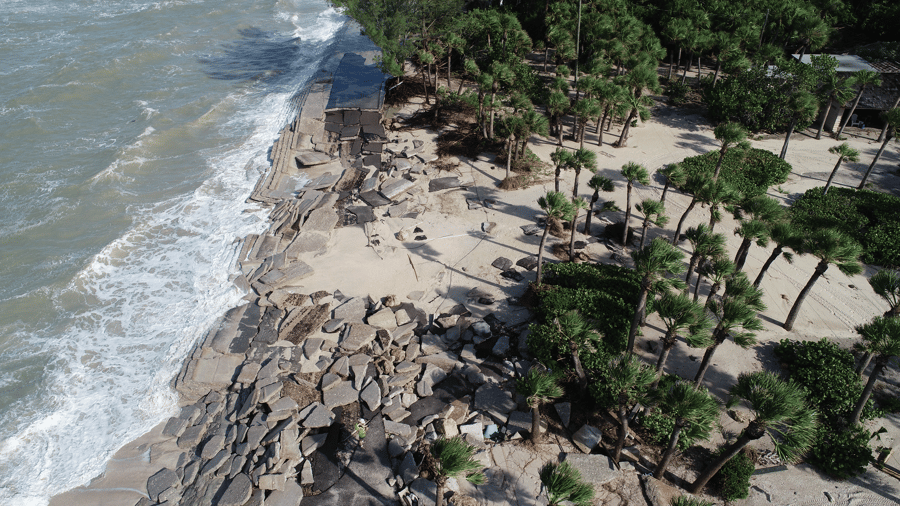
[870,269,900,318]
[711,122,749,182]
[822,143,860,195]
[517,368,563,442]
[613,93,653,148]
[594,81,624,146]
[607,354,656,464]
[536,192,575,286]
[568,197,589,261]
[732,195,785,272]
[653,382,719,479]
[857,108,900,189]
[572,97,601,148]
[688,371,818,494]
[878,96,900,142]
[431,437,486,506]
[780,90,819,159]
[635,199,667,249]
[652,292,712,388]
[552,310,602,384]
[702,257,736,307]
[583,174,614,234]
[518,108,550,159]
[626,238,687,354]
[753,221,804,289]
[547,91,570,146]
[663,18,693,81]
[550,148,573,193]
[834,70,883,139]
[539,461,594,506]
[620,162,650,246]
[659,163,686,205]
[856,270,900,376]
[814,74,856,140]
[699,179,741,232]
[783,229,863,331]
[850,316,900,425]
[694,272,765,386]
[671,171,712,244]
[683,225,725,294]
[569,148,597,199]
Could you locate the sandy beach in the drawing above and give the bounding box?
[48,50,900,506]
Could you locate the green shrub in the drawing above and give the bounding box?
[790,187,900,267]
[808,424,873,479]
[713,448,754,502]
[528,263,641,374]
[774,338,875,423]
[665,82,690,106]
[775,338,880,478]
[680,148,792,200]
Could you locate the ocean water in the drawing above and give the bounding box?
[0,1,362,503]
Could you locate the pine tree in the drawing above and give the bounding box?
[834,70,882,139]
[850,316,900,425]
[583,174,614,235]
[626,238,687,353]
[659,163,686,205]
[652,292,712,388]
[635,199,668,249]
[822,143,860,195]
[620,162,650,247]
[536,192,576,285]
[605,354,656,464]
[857,108,900,189]
[753,221,804,289]
[711,122,750,182]
[653,382,719,479]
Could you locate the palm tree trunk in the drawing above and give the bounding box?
[652,333,677,388]
[672,197,697,244]
[693,272,705,302]
[654,422,684,479]
[667,49,675,81]
[685,254,700,288]
[436,480,446,506]
[557,120,564,146]
[713,149,727,181]
[535,223,552,284]
[615,109,637,147]
[613,399,629,463]
[544,46,550,73]
[816,98,832,139]
[555,166,562,193]
[835,90,865,139]
[713,59,722,85]
[627,283,651,354]
[680,51,691,85]
[421,65,430,106]
[689,423,762,493]
[753,246,783,289]
[856,351,873,378]
[780,117,797,159]
[878,96,900,142]
[708,204,719,231]
[531,403,542,442]
[705,281,721,308]
[850,357,886,425]
[696,54,702,84]
[660,181,671,205]
[506,137,514,180]
[734,238,752,272]
[569,208,579,261]
[693,340,721,386]
[822,156,845,195]
[573,169,581,199]
[858,132,892,189]
[583,192,599,234]
[447,54,452,90]
[639,217,651,249]
[622,186,633,246]
[783,261,828,330]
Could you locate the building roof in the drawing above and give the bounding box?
[792,54,879,73]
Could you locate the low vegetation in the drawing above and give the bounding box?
[680,147,792,200]
[790,187,900,267]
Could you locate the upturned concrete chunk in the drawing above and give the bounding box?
[474,383,516,423]
[236,362,261,384]
[429,176,466,192]
[162,416,188,438]
[414,351,459,371]
[219,473,253,506]
[333,297,367,323]
[266,480,304,506]
[200,434,226,460]
[573,424,603,453]
[295,151,333,166]
[366,307,398,330]
[400,451,419,486]
[416,364,448,397]
[383,420,415,439]
[380,178,415,200]
[491,257,513,271]
[147,468,178,502]
[323,381,358,409]
[258,473,288,491]
[341,324,377,351]
[300,402,335,428]
[564,453,618,486]
[555,402,572,428]
[360,381,382,411]
[177,424,207,449]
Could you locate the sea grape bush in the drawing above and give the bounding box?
[680,148,792,200]
[790,187,900,267]
[528,263,640,371]
[713,449,755,501]
[774,338,879,478]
